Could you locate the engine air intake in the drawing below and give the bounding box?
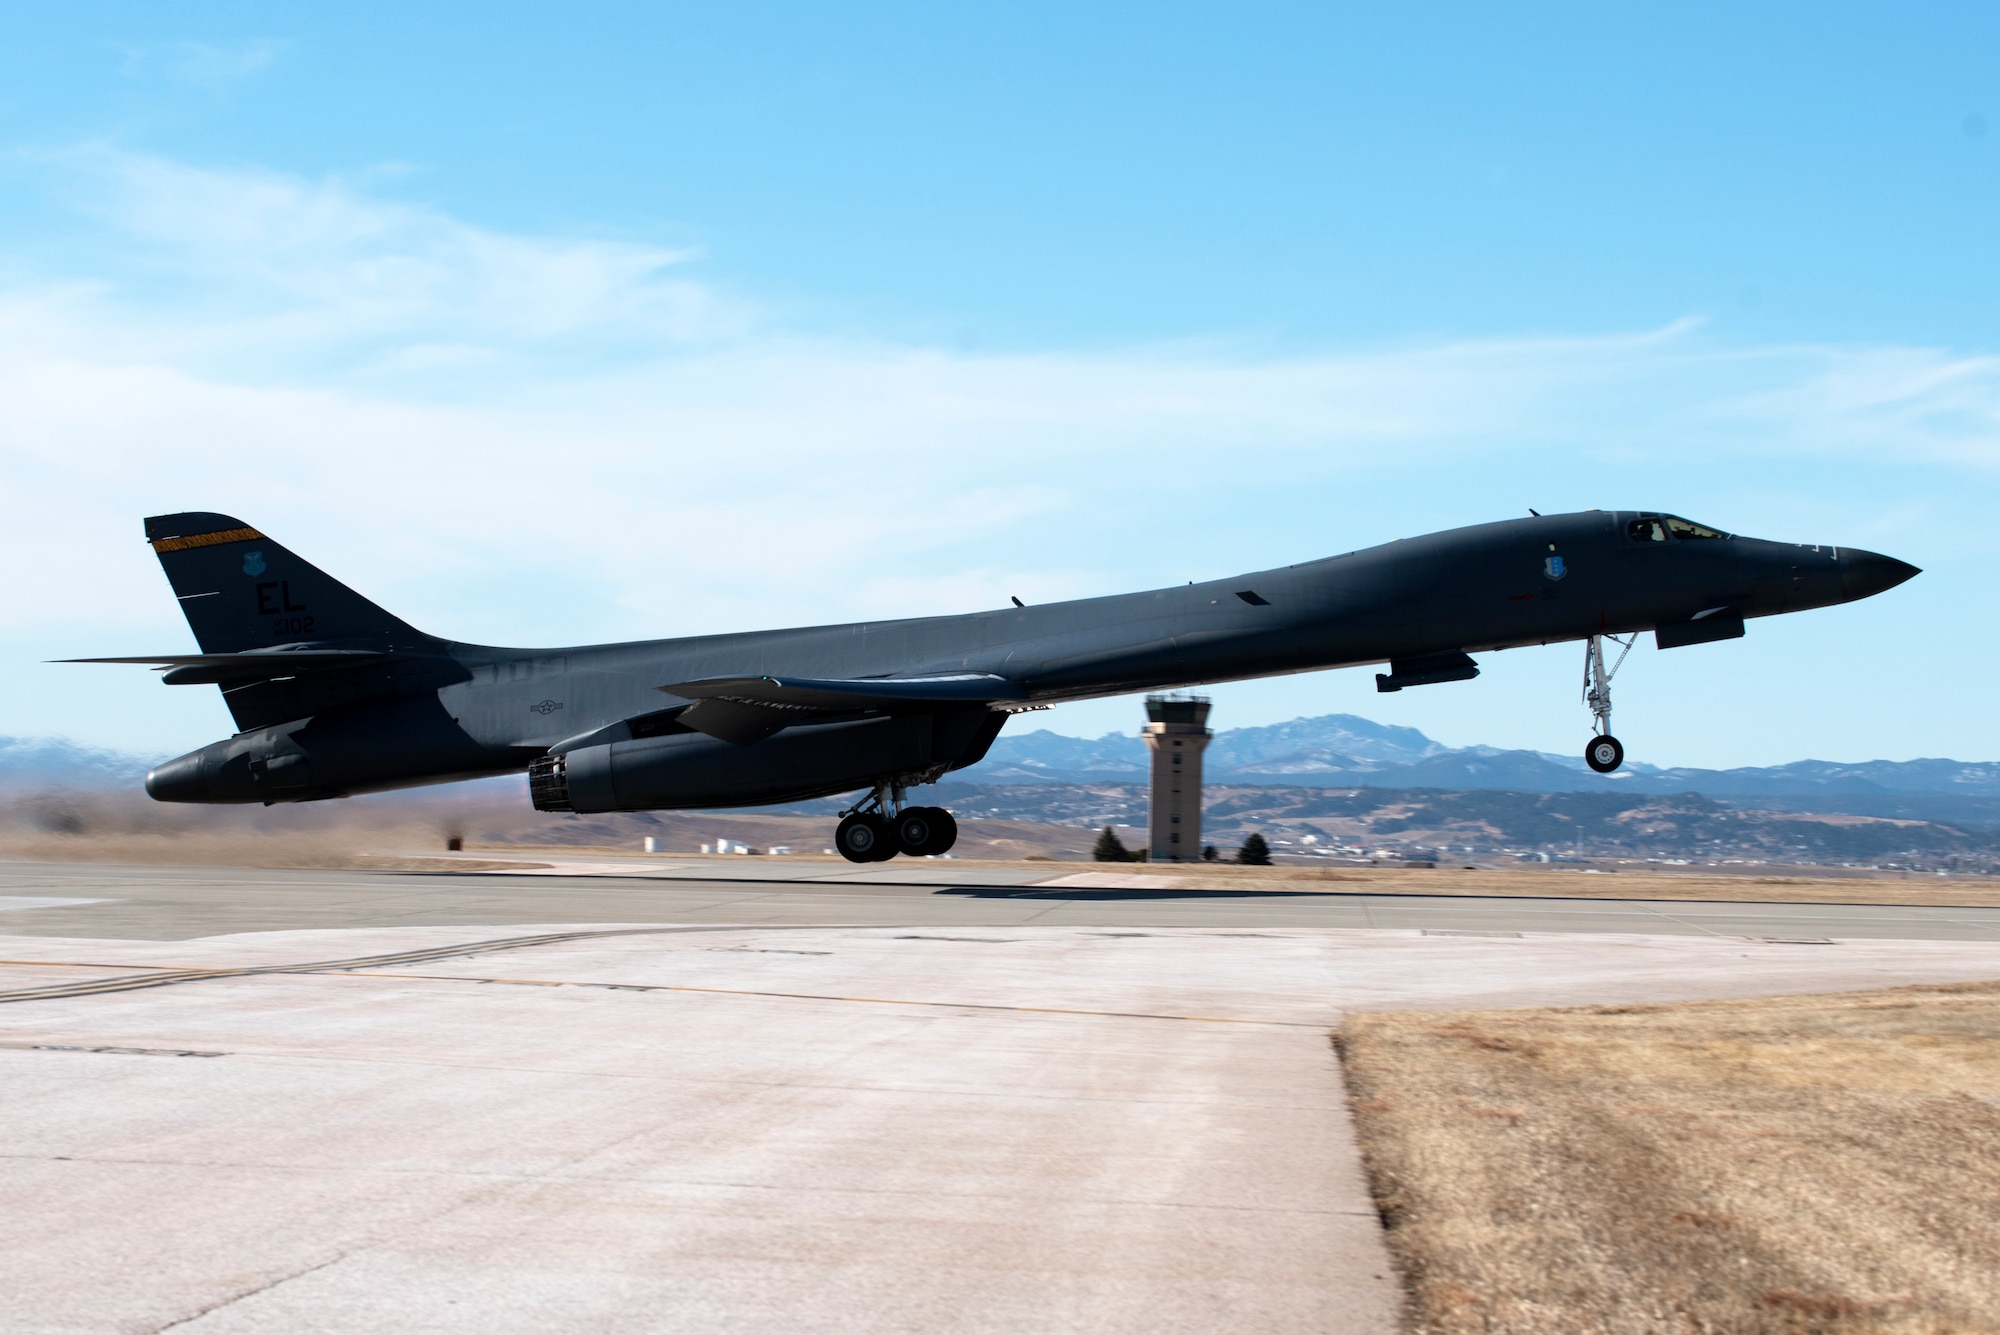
[528,754,572,812]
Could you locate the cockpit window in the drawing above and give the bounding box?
[1664,515,1731,540]
[1628,514,1731,542]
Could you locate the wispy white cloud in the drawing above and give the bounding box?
[117,40,282,90]
[3,307,1993,636]
[171,39,281,88]
[1711,345,2000,469]
[26,147,749,370]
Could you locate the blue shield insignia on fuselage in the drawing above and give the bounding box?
[242,551,267,577]
[1544,555,1567,581]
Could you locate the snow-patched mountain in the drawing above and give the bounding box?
[969,713,1447,781]
[966,714,2000,799]
[1206,714,1445,771]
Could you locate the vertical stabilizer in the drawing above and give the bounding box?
[145,512,423,653]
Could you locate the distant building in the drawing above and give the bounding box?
[1142,695,1212,862]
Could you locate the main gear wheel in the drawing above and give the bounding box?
[893,806,958,857]
[835,812,894,863]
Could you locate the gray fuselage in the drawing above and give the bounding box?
[141,510,1914,809]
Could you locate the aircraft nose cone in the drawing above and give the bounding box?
[144,753,208,803]
[1840,549,1921,601]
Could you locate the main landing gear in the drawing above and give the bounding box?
[1582,632,1636,773]
[835,781,959,863]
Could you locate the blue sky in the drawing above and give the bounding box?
[0,4,1994,767]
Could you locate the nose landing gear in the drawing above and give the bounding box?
[835,780,959,862]
[1583,633,1635,773]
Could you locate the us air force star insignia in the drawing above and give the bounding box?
[1544,555,1567,581]
[530,700,564,715]
[242,551,267,577]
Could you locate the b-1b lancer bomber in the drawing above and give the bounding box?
[77,510,1917,862]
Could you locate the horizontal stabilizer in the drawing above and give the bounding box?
[661,673,1028,710]
[59,649,397,685]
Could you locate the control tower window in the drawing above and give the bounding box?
[1627,517,1669,542]
[1664,515,1731,540]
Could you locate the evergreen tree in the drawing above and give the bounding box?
[1201,844,1219,862]
[1235,832,1272,866]
[1093,826,1132,862]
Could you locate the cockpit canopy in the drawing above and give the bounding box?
[1627,514,1731,543]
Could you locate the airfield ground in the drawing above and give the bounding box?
[1,857,1996,1332]
[1342,983,2000,1333]
[453,848,2000,909]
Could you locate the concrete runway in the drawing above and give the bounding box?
[6,858,2000,943]
[3,859,1999,1333]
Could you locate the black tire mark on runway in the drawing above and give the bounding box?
[0,924,848,1006]
[328,968,1332,1026]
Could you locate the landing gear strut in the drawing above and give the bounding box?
[1583,633,1635,773]
[835,780,958,863]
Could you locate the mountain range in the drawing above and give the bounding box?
[11,713,2000,825]
[964,713,2000,803]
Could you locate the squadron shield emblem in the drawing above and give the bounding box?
[242,551,267,577]
[1544,554,1567,581]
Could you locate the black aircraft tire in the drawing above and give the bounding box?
[925,808,958,856]
[892,808,936,857]
[1585,734,1625,774]
[895,806,958,856]
[892,807,960,857]
[836,813,891,863]
[869,823,902,860]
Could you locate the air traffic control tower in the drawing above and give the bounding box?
[1142,695,1212,862]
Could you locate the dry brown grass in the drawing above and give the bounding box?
[1045,862,2000,907]
[1339,983,2000,1333]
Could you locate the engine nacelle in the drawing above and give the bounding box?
[531,711,992,813]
